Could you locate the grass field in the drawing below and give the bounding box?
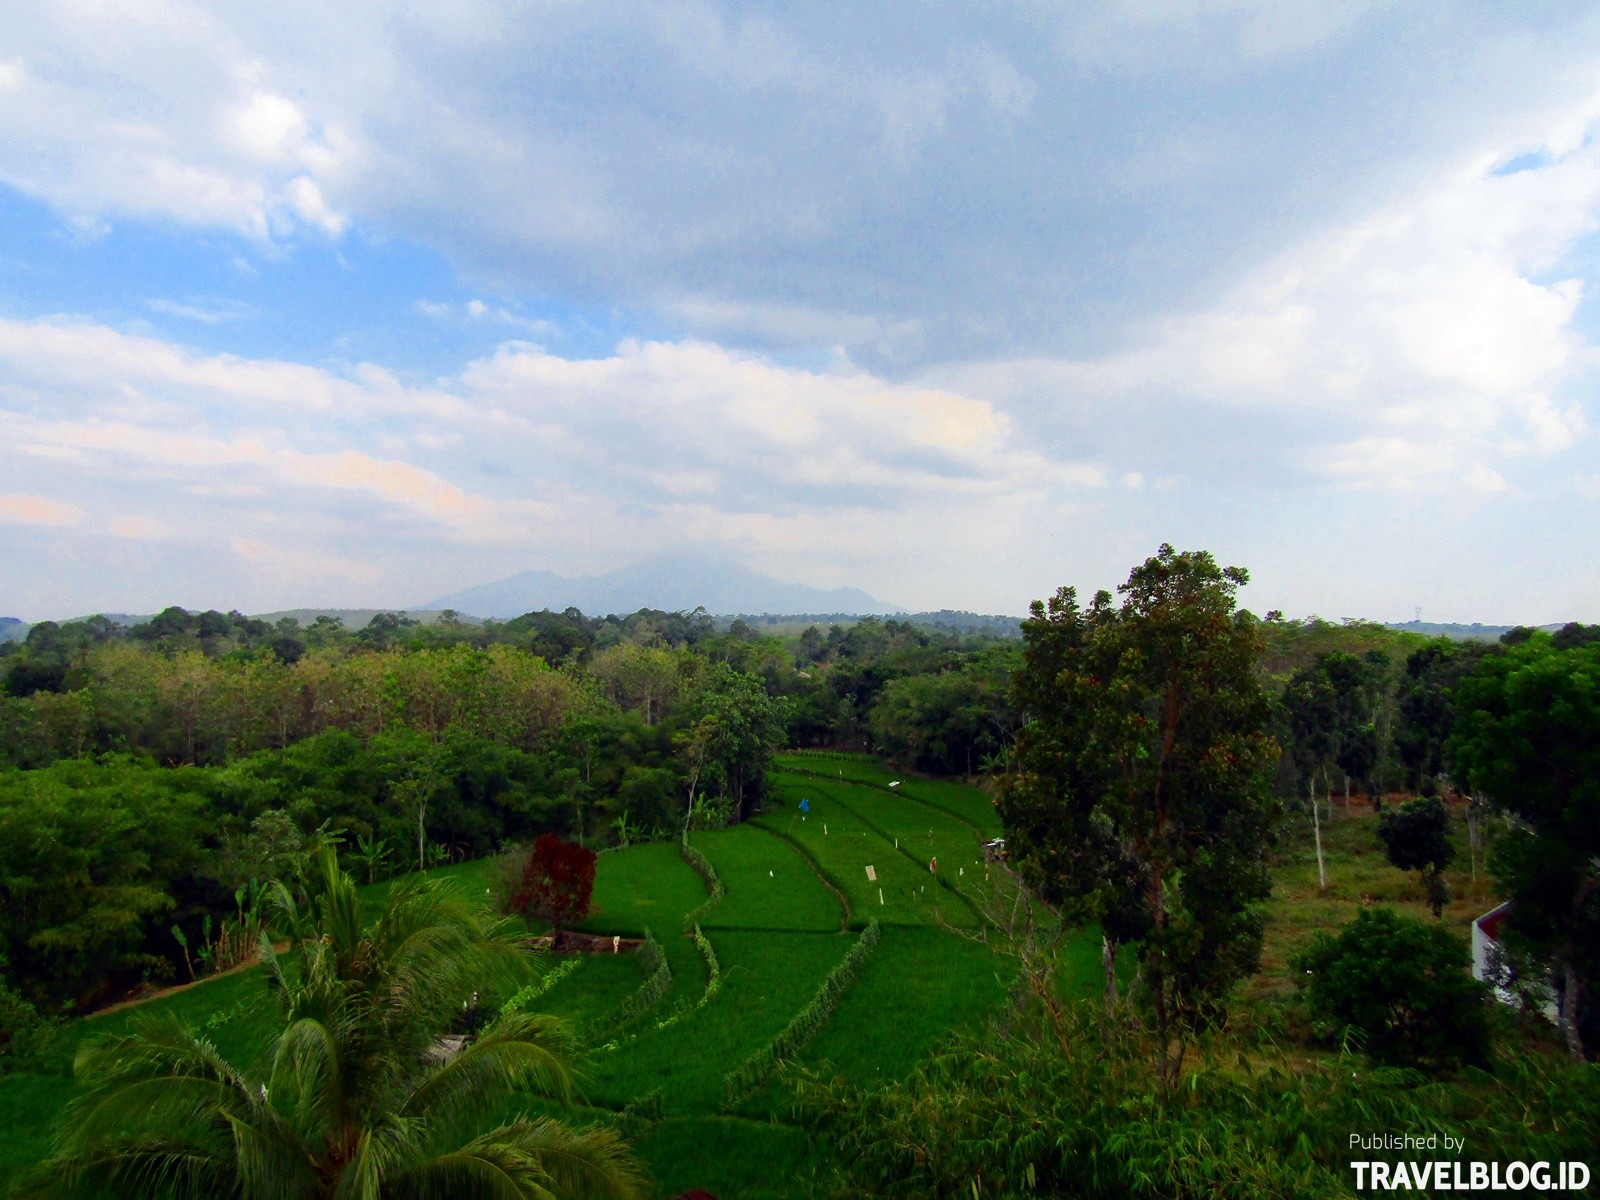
[0,764,1029,1199]
[1253,797,1505,1004]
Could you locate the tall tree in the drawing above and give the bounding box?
[1376,796,1455,918]
[21,848,645,1198]
[999,546,1280,1084]
[689,665,788,823]
[1451,636,1600,1061]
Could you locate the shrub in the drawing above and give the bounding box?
[648,925,722,1038]
[617,930,673,1026]
[1296,907,1490,1069]
[799,1006,1600,1200]
[499,957,581,1018]
[0,974,54,1072]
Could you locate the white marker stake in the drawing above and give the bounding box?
[865,865,876,881]
[824,824,828,835]
[878,888,884,906]
[769,870,774,877]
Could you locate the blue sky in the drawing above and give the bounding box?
[3,1,1600,621]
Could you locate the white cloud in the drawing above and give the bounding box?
[0,312,1110,608]
[108,514,170,539]
[0,3,350,239]
[0,316,467,420]
[146,298,254,324]
[228,92,308,163]
[5,3,1595,365]
[936,93,1600,493]
[5,415,522,539]
[0,493,82,526]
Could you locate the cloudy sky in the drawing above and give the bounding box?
[4,1,1600,621]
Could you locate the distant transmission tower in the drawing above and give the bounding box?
[1414,606,1422,623]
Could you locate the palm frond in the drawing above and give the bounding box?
[441,1118,649,1200]
[382,1137,554,1200]
[403,1012,578,1128]
[59,1017,261,1156]
[223,1106,321,1200]
[14,1138,239,1200]
[268,1016,344,1141]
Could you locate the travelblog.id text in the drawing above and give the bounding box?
[1349,1134,1591,1192]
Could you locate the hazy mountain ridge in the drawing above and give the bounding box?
[424,554,900,619]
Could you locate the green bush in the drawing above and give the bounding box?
[1296,907,1490,1069]
[800,1007,1600,1200]
[617,930,673,1026]
[0,975,54,1072]
[680,836,726,927]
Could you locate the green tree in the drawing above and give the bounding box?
[21,849,645,1199]
[868,647,1018,776]
[689,666,788,823]
[374,727,447,873]
[1297,907,1489,1070]
[999,546,1280,1084]
[0,758,214,1008]
[1451,635,1600,1061]
[1376,796,1455,918]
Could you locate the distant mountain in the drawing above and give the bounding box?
[425,554,900,619]
[0,617,27,643]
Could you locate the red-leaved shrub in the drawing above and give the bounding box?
[511,834,596,946]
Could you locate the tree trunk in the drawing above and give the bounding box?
[1102,934,1119,1016]
[1561,959,1587,1062]
[1468,792,1484,882]
[1311,773,1326,892]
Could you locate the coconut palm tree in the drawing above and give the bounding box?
[21,849,647,1200]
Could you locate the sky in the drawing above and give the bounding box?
[3,1,1600,622]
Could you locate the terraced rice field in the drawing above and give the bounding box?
[0,759,1074,1199]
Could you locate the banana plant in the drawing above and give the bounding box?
[351,833,390,884]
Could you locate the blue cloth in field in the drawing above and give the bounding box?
[798,799,810,813]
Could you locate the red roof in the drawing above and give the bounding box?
[1475,901,1512,940]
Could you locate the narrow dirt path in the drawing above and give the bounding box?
[83,945,286,1021]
